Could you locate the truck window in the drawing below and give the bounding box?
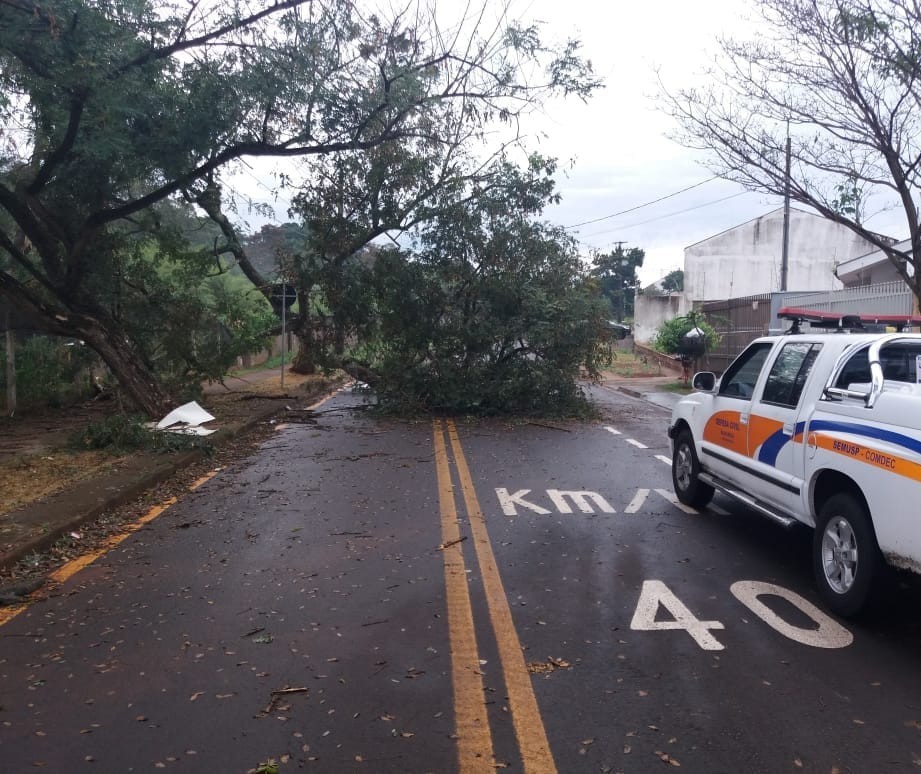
[835,342,921,389]
[718,342,773,399]
[761,342,822,408]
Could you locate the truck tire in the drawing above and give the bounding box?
[813,493,882,618]
[672,429,714,508]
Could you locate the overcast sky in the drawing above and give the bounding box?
[501,0,908,284]
[233,0,908,286]
[517,0,771,284]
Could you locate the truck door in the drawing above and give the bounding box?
[699,341,774,485]
[746,341,823,514]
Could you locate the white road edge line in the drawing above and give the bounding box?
[603,426,622,435]
[655,455,671,465]
[626,438,648,449]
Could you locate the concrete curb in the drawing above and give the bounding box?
[616,386,645,400]
[0,451,203,571]
[0,387,332,572]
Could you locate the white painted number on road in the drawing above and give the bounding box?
[730,581,853,649]
[546,489,616,514]
[495,489,551,516]
[630,580,725,651]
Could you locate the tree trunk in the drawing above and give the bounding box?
[289,313,319,375]
[80,320,174,418]
[290,329,317,374]
[0,279,174,418]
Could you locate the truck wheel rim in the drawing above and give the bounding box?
[675,444,692,491]
[821,517,858,594]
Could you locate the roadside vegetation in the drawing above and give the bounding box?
[0,0,611,420]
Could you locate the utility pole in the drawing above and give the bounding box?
[4,310,15,416]
[280,289,286,391]
[781,122,791,292]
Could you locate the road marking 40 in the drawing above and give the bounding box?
[630,579,853,650]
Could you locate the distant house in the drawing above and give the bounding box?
[835,237,915,287]
[632,207,895,345]
[684,207,885,301]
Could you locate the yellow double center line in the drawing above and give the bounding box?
[433,419,556,774]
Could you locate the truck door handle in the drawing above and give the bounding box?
[782,422,794,436]
[740,414,749,425]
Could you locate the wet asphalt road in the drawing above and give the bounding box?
[2,385,921,773]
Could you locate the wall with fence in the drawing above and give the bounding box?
[697,293,773,373]
[779,280,916,320]
[697,280,918,373]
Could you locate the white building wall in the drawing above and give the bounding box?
[633,292,691,344]
[684,209,877,301]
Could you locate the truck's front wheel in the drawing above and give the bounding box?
[672,430,714,508]
[813,493,882,618]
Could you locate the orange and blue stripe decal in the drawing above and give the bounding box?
[808,420,921,457]
[703,411,747,454]
[753,418,808,466]
[704,412,804,465]
[808,419,921,483]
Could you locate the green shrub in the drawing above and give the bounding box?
[652,312,720,355]
[0,335,97,409]
[73,414,212,454]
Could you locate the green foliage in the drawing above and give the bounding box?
[591,246,645,321]
[105,227,276,395]
[360,156,610,417]
[661,269,684,294]
[0,336,97,409]
[652,311,720,355]
[0,0,601,416]
[832,174,863,223]
[73,414,211,455]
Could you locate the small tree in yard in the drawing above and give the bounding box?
[652,311,720,358]
[661,269,684,294]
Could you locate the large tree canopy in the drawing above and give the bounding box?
[662,0,921,305]
[0,0,600,415]
[357,155,611,416]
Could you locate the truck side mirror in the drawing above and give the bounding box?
[692,371,716,392]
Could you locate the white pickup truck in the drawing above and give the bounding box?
[668,332,921,617]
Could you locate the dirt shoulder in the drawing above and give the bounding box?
[0,369,342,518]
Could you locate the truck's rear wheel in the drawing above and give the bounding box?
[672,429,714,508]
[813,493,881,618]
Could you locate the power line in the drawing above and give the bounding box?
[562,176,720,230]
[576,191,752,245]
